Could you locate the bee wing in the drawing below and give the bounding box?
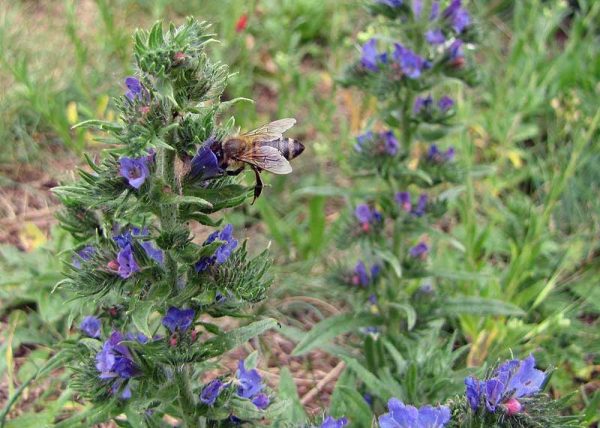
[236,146,293,175]
[240,118,296,142]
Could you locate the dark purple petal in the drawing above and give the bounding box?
[190,143,223,181]
[449,39,464,60]
[425,29,445,45]
[409,242,429,258]
[429,1,440,20]
[465,376,481,411]
[117,244,139,279]
[80,316,101,338]
[214,224,238,264]
[413,95,433,114]
[413,194,428,217]
[371,264,381,278]
[484,378,505,412]
[252,393,270,410]
[321,416,349,428]
[354,204,373,223]
[361,39,381,72]
[124,77,145,102]
[396,191,412,212]
[418,405,451,427]
[200,379,224,406]
[393,43,427,79]
[236,359,263,399]
[119,157,150,189]
[505,354,545,398]
[72,245,96,269]
[438,96,454,112]
[162,307,195,333]
[354,261,370,287]
[382,131,399,155]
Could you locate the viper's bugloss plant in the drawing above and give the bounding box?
[292,1,579,427]
[52,18,292,426]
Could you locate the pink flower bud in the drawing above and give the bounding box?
[504,398,522,415]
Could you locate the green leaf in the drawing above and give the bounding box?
[190,185,250,212]
[334,386,374,427]
[439,296,526,317]
[71,119,122,132]
[129,300,155,338]
[205,318,278,356]
[340,355,397,399]
[292,313,381,356]
[277,367,307,424]
[388,303,416,330]
[148,22,164,49]
[173,195,213,209]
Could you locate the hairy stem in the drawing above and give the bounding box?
[157,147,179,285]
[175,366,198,427]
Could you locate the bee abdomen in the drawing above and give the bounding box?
[263,138,305,160]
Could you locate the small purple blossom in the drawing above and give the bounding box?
[200,379,224,406]
[413,194,428,217]
[465,354,546,414]
[119,157,150,189]
[190,143,223,181]
[116,244,139,279]
[368,294,378,304]
[354,204,383,232]
[382,130,399,155]
[379,398,450,428]
[438,96,455,112]
[252,393,270,410]
[355,131,374,152]
[114,227,163,265]
[140,241,164,264]
[442,0,471,33]
[125,77,144,101]
[427,144,455,163]
[236,359,264,399]
[396,191,412,212]
[412,0,422,17]
[80,316,101,338]
[425,29,445,45]
[449,39,464,61]
[361,39,380,72]
[352,261,371,287]
[162,307,195,333]
[413,95,433,114]
[96,331,138,382]
[321,416,349,428]
[72,245,95,269]
[393,43,428,79]
[409,241,429,258]
[195,224,238,272]
[429,1,440,20]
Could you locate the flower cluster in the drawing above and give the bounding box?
[354,204,383,233]
[355,130,399,157]
[195,224,238,272]
[351,261,380,287]
[465,355,546,415]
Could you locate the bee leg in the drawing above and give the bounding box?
[226,167,244,176]
[251,166,263,204]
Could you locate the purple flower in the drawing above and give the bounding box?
[116,244,139,279]
[448,39,464,61]
[195,224,238,272]
[376,0,403,7]
[442,0,471,33]
[115,227,163,265]
[368,294,378,304]
[360,39,388,72]
[72,245,95,269]
[140,241,164,264]
[379,398,450,428]
[413,194,428,217]
[425,29,445,45]
[355,131,374,152]
[190,143,223,181]
[353,261,370,287]
[413,95,433,114]
[412,0,422,17]
[96,331,138,380]
[119,157,150,189]
[396,192,412,212]
[438,96,454,112]
[371,264,381,278]
[125,77,144,101]
[236,359,264,399]
[355,204,374,224]
[252,393,270,410]
[321,416,349,428]
[409,242,429,258]
[393,43,428,79]
[382,131,399,155]
[465,355,546,414]
[427,144,455,163]
[200,379,224,406]
[162,307,195,333]
[80,316,101,338]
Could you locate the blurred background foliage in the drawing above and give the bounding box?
[0,0,599,425]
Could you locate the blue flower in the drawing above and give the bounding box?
[382,131,399,155]
[409,241,429,258]
[379,398,450,428]
[438,96,454,112]
[396,192,412,212]
[412,0,422,17]
[195,224,238,272]
[252,393,270,410]
[96,331,138,380]
[465,355,546,414]
[442,0,471,33]
[393,43,428,79]
[413,95,433,114]
[354,204,383,232]
[80,316,101,338]
[236,359,264,400]
[72,245,96,269]
[355,131,374,152]
[320,416,349,428]
[425,29,445,45]
[429,1,440,20]
[360,39,387,72]
[427,144,455,163]
[413,194,428,217]
[162,307,195,333]
[200,379,224,406]
[116,244,139,279]
[190,142,223,182]
[448,39,464,61]
[114,227,164,265]
[140,241,164,264]
[119,157,150,189]
[353,261,370,287]
[125,77,144,101]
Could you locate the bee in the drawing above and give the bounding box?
[210,118,305,202]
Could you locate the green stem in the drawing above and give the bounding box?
[175,366,198,427]
[157,147,178,285]
[401,89,414,155]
